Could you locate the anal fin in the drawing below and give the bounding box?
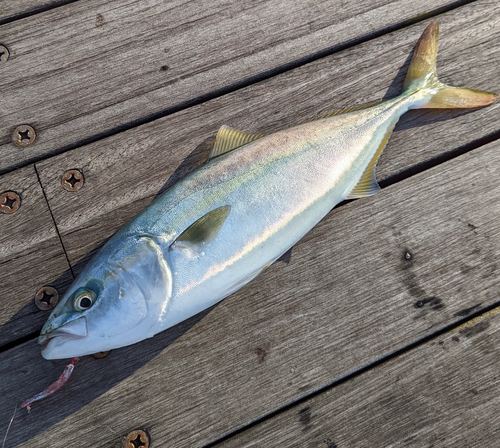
[347,121,396,199]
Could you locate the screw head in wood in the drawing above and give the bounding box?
[0,45,9,65]
[61,169,84,191]
[35,286,59,310]
[12,125,36,147]
[92,351,111,359]
[0,191,21,214]
[124,429,149,448]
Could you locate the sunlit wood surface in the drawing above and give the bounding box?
[1,0,499,447]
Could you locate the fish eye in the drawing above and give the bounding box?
[73,289,96,312]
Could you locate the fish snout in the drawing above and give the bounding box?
[38,316,88,346]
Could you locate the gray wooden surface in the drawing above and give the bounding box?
[11,132,500,448]
[0,0,470,172]
[35,0,500,270]
[220,300,500,448]
[1,0,500,447]
[0,1,70,24]
[0,166,73,346]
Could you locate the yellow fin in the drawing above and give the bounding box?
[404,20,498,108]
[425,86,499,109]
[211,103,381,159]
[347,121,396,199]
[314,100,382,120]
[404,20,439,90]
[209,126,264,158]
[300,100,382,126]
[170,205,231,253]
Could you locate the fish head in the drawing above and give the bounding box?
[40,236,172,359]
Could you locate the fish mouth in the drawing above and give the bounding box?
[38,317,88,347]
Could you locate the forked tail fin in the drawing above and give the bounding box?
[404,20,498,109]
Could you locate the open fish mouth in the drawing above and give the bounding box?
[38,317,88,346]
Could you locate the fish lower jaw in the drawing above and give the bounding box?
[40,333,89,360]
[38,330,86,346]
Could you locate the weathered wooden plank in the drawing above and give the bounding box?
[8,137,500,447]
[0,0,474,172]
[219,306,500,448]
[0,1,74,24]
[0,166,72,348]
[35,1,500,271]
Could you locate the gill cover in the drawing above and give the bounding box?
[40,235,172,359]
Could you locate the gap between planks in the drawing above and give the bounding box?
[217,299,500,447]
[0,0,480,174]
[208,298,500,447]
[9,136,500,448]
[0,0,80,27]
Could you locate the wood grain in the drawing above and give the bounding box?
[0,166,72,348]
[219,306,500,448]
[2,2,499,447]
[0,0,471,172]
[35,2,500,271]
[6,1,493,348]
[7,138,500,447]
[0,1,73,24]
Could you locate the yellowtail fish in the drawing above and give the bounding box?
[39,21,497,359]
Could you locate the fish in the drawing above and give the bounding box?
[39,21,497,359]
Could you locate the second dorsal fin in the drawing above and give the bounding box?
[210,102,380,159]
[312,100,382,122]
[209,125,265,159]
[346,119,396,199]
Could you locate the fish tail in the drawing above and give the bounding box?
[404,20,498,109]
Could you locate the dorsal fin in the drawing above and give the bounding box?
[346,119,396,199]
[170,205,231,253]
[311,100,382,123]
[209,126,264,159]
[210,103,381,159]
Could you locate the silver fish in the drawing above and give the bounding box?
[40,21,497,359]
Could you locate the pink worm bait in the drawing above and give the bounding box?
[21,357,79,411]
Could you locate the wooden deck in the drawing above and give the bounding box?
[1,0,499,446]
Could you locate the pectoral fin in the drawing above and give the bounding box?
[209,126,265,158]
[170,205,231,253]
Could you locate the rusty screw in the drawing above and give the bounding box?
[0,191,21,214]
[124,430,149,448]
[12,125,36,147]
[0,45,9,65]
[35,286,59,310]
[61,169,84,192]
[92,351,111,359]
